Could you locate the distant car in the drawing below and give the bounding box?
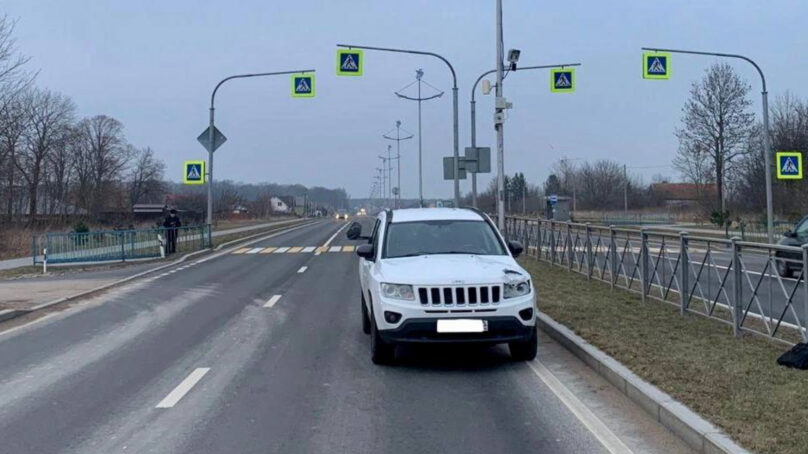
[335,210,349,220]
[775,216,808,277]
[347,207,536,365]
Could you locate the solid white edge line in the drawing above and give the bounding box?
[264,294,282,308]
[527,361,634,454]
[297,266,307,274]
[155,367,210,409]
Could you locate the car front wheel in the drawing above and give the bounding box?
[509,326,538,361]
[370,307,395,365]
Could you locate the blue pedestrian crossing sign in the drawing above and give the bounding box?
[291,74,315,98]
[776,151,802,180]
[643,52,670,79]
[550,194,558,205]
[336,49,363,76]
[183,160,205,185]
[550,68,575,93]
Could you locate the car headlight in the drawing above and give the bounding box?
[380,283,415,301]
[504,279,531,299]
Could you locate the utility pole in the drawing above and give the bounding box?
[523,182,526,215]
[383,121,413,208]
[205,69,314,227]
[495,0,506,229]
[396,70,442,208]
[376,166,386,208]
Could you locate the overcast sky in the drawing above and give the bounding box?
[4,1,808,199]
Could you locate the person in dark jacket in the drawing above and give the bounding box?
[163,209,182,254]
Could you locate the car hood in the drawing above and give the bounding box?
[378,254,528,285]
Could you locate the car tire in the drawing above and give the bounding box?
[361,293,371,335]
[370,307,395,365]
[776,258,792,278]
[509,326,538,361]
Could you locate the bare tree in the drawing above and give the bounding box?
[0,91,27,220]
[76,115,132,216]
[128,146,165,206]
[14,88,75,223]
[675,63,756,211]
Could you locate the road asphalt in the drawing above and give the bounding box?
[0,219,693,453]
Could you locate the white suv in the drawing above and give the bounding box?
[346,208,537,364]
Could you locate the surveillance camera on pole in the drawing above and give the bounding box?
[507,48,520,70]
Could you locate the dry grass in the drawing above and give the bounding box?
[520,257,808,454]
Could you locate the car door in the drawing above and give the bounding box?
[795,217,808,244]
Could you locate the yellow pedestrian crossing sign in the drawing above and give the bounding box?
[643,52,670,79]
[291,74,315,98]
[776,151,802,180]
[183,160,205,185]
[336,49,363,76]
[550,68,575,93]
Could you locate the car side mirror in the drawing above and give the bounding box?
[346,222,362,240]
[507,240,524,258]
[356,244,375,260]
[785,230,797,238]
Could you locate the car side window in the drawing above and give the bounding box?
[796,219,808,237]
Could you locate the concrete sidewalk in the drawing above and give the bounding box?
[0,218,300,271]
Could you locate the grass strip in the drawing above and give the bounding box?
[520,257,808,454]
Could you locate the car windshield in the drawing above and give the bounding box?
[383,220,506,258]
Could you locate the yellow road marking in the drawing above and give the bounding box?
[233,248,251,254]
[342,245,355,252]
[316,246,328,254]
[288,246,304,253]
[259,247,277,254]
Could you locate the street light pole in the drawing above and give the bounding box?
[206,69,315,227]
[383,121,413,208]
[471,63,581,209]
[337,43,460,206]
[395,70,442,208]
[642,47,774,243]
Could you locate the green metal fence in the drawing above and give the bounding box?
[32,225,212,265]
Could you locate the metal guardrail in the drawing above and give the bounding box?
[31,225,212,265]
[505,216,808,345]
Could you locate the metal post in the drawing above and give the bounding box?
[418,78,423,207]
[679,232,689,316]
[609,226,617,289]
[640,228,649,303]
[585,224,593,279]
[470,98,478,208]
[495,0,505,229]
[523,183,526,215]
[207,108,214,226]
[549,220,556,264]
[731,237,743,338]
[567,223,573,271]
[623,164,628,215]
[802,245,808,342]
[396,123,401,207]
[42,247,47,274]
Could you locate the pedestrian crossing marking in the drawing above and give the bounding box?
[230,245,357,255]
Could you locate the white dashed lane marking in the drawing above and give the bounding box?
[297,266,307,274]
[155,368,210,409]
[264,295,282,308]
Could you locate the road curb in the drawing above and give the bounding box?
[2,219,316,324]
[536,312,750,454]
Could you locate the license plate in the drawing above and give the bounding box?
[436,319,487,333]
